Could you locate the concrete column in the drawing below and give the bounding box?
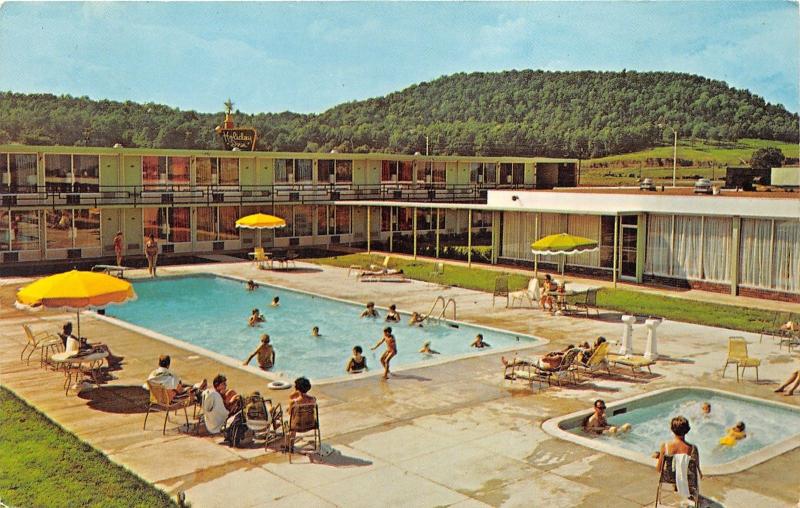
[612,215,619,288]
[620,314,636,355]
[729,216,741,295]
[366,205,371,254]
[435,208,440,258]
[413,206,418,260]
[644,318,661,360]
[467,209,473,267]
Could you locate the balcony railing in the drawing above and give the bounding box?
[0,182,536,209]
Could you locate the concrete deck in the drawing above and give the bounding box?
[1,260,799,508]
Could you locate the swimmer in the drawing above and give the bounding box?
[385,304,400,323]
[409,312,425,327]
[584,399,631,435]
[701,402,711,415]
[248,308,265,327]
[345,346,368,373]
[245,280,258,291]
[360,301,379,319]
[311,326,320,337]
[271,296,280,307]
[719,421,746,446]
[371,327,397,379]
[243,334,275,370]
[419,341,439,355]
[471,334,490,349]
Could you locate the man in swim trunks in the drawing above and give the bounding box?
[584,399,631,435]
[371,327,397,379]
[243,334,275,370]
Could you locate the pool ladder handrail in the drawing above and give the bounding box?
[424,295,457,324]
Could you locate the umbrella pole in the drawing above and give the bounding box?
[76,310,81,338]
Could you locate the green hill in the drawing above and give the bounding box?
[0,70,797,158]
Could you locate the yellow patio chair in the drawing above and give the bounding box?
[607,352,656,375]
[574,342,611,378]
[722,337,760,382]
[21,324,63,367]
[144,381,197,435]
[283,402,320,463]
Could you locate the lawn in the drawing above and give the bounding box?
[0,387,176,508]
[310,253,780,334]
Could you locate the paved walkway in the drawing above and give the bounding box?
[1,260,799,507]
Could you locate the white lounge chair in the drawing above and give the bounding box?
[510,279,541,308]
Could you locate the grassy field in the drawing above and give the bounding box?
[581,138,799,186]
[310,253,780,334]
[0,387,176,508]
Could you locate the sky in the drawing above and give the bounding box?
[0,1,797,114]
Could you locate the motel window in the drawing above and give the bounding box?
[0,154,8,191]
[381,207,392,232]
[335,206,351,235]
[142,207,190,243]
[317,160,334,183]
[45,208,100,249]
[471,210,493,228]
[168,157,190,187]
[397,208,413,232]
[218,206,239,240]
[196,207,215,242]
[416,208,432,230]
[274,159,293,183]
[470,163,496,185]
[294,205,313,237]
[1,210,40,251]
[219,158,239,186]
[45,154,72,192]
[433,162,446,184]
[335,160,352,183]
[197,207,240,242]
[295,159,313,182]
[10,154,37,193]
[196,157,219,186]
[382,161,397,182]
[500,163,525,185]
[142,156,166,190]
[274,205,293,237]
[44,154,100,192]
[422,162,447,185]
[317,206,329,236]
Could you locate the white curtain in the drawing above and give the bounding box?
[539,213,562,237]
[567,214,600,267]
[672,216,703,279]
[645,214,672,275]
[740,219,773,289]
[500,212,536,261]
[772,220,800,293]
[702,217,732,283]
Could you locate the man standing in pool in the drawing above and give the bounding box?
[371,327,397,379]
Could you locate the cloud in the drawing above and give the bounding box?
[470,16,531,60]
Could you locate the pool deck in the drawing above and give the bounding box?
[1,260,799,507]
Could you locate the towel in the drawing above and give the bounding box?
[672,453,691,499]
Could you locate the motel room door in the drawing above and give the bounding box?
[619,215,638,280]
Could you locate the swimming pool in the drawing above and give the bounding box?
[105,274,542,381]
[542,387,800,475]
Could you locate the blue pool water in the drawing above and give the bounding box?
[107,274,540,380]
[566,388,800,466]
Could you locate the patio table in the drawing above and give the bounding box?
[50,350,108,390]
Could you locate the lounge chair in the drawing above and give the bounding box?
[144,380,197,435]
[283,402,321,463]
[369,255,391,272]
[573,342,611,378]
[509,279,541,308]
[21,324,63,367]
[493,276,509,307]
[607,352,656,375]
[524,348,581,387]
[654,448,701,507]
[572,288,600,317]
[722,337,760,382]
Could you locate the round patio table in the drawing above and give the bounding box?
[50,350,108,393]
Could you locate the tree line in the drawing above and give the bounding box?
[1,70,797,158]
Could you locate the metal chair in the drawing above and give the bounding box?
[144,381,197,435]
[492,276,509,307]
[722,337,760,382]
[283,402,320,463]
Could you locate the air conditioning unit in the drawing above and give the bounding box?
[162,244,175,254]
[213,241,225,251]
[67,248,82,259]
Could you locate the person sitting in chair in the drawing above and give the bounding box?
[195,374,240,436]
[147,354,206,403]
[59,322,123,368]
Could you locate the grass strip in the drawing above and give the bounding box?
[0,386,176,508]
[309,253,779,334]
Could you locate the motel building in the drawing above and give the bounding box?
[1,144,798,303]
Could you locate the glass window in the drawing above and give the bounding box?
[0,154,8,191]
[600,216,616,268]
[275,205,293,237]
[470,163,482,183]
[46,209,74,249]
[318,160,334,183]
[196,207,215,241]
[397,208,413,231]
[168,157,190,187]
[381,160,396,182]
[73,208,101,248]
[295,159,313,182]
[219,206,239,240]
[399,161,413,182]
[169,207,191,243]
[4,210,39,251]
[335,160,352,183]
[471,210,492,228]
[433,162,446,184]
[294,205,313,236]
[45,154,72,192]
[10,154,37,192]
[142,156,166,190]
[381,207,392,232]
[500,163,513,185]
[143,208,168,241]
[484,163,496,185]
[196,157,218,186]
[220,158,239,185]
[420,162,432,183]
[335,206,351,234]
[416,208,431,230]
[317,205,329,236]
[275,159,291,183]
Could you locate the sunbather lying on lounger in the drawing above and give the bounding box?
[501,344,575,371]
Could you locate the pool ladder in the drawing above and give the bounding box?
[424,296,457,324]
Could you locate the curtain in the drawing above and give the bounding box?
[740,219,773,289]
[218,206,240,240]
[500,211,536,261]
[672,216,702,279]
[645,214,671,275]
[567,215,600,267]
[702,217,731,282]
[772,220,800,293]
[169,207,190,243]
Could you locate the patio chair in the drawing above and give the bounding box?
[431,261,445,278]
[144,381,197,435]
[21,324,63,367]
[573,342,611,378]
[369,255,391,272]
[607,352,656,375]
[493,276,509,308]
[722,337,760,382]
[654,447,701,507]
[243,394,284,450]
[532,347,581,387]
[572,288,600,317]
[249,247,268,265]
[283,402,321,463]
[509,278,541,308]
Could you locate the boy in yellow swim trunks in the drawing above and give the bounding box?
[719,421,746,446]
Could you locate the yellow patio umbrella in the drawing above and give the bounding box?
[16,269,136,337]
[235,212,286,248]
[531,233,599,275]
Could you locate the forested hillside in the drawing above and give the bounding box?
[1,70,797,158]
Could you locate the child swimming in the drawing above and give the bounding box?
[719,421,746,446]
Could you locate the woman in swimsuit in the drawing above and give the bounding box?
[345,346,368,373]
[371,327,397,379]
[145,234,159,277]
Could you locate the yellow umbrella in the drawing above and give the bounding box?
[16,269,136,336]
[531,233,599,275]
[235,213,286,248]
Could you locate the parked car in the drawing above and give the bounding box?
[693,178,713,194]
[639,178,656,191]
